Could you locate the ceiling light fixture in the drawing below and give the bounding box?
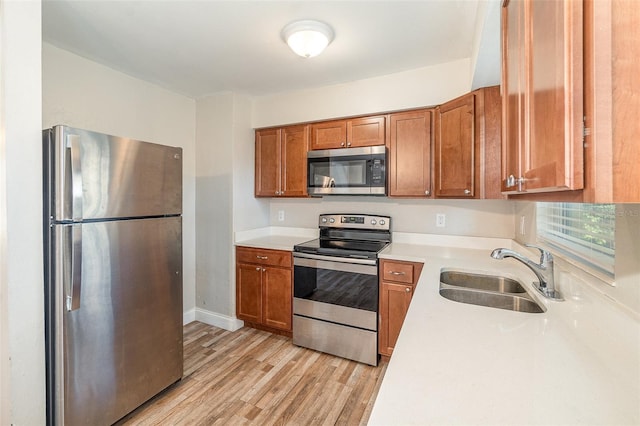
[281,20,334,58]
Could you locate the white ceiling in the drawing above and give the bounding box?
[42,0,499,98]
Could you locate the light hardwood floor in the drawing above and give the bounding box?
[118,322,388,425]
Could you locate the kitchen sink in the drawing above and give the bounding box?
[439,270,545,313]
[440,270,526,293]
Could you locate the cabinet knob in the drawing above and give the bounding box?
[405,287,411,293]
[347,142,351,147]
[389,271,406,276]
[340,142,345,147]
[255,267,261,271]
[425,190,431,196]
[464,189,471,195]
[262,268,266,272]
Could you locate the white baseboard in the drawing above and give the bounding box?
[187,308,244,331]
[183,308,196,325]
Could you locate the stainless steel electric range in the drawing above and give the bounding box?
[292,214,391,366]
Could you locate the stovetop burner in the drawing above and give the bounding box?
[293,214,391,260]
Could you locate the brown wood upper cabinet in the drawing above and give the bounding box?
[387,109,433,197]
[434,87,503,199]
[501,0,584,194]
[255,125,308,197]
[310,115,385,150]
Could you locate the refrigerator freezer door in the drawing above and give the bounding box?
[47,125,182,221]
[51,216,183,425]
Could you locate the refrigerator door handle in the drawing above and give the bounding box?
[67,225,82,311]
[68,134,83,221]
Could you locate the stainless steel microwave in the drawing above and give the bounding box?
[307,146,386,196]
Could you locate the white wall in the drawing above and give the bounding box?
[252,58,471,128]
[1,0,45,423]
[195,92,267,320]
[42,43,197,316]
[270,198,515,238]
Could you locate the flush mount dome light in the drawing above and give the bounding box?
[281,20,334,58]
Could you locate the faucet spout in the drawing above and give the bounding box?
[490,245,563,301]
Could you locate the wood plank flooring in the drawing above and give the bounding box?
[118,322,387,425]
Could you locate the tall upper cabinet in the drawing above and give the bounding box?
[434,86,503,199]
[387,109,433,197]
[255,125,309,197]
[501,0,584,194]
[502,0,640,202]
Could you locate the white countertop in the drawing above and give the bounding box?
[234,226,317,251]
[370,242,640,425]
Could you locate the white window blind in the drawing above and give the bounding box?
[536,203,615,276]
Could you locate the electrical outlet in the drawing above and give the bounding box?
[278,210,285,222]
[436,213,446,228]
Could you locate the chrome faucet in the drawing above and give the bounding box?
[490,244,563,301]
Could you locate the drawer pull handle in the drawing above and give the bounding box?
[389,271,406,275]
[405,287,411,293]
[256,255,268,260]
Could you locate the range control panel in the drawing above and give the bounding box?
[318,214,390,231]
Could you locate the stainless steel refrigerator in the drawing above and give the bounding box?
[43,125,184,425]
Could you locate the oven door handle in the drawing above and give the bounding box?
[293,252,377,266]
[293,253,377,275]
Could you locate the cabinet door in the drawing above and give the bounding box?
[379,282,414,357]
[524,0,583,192]
[348,116,386,148]
[501,0,583,194]
[262,267,292,331]
[501,0,525,192]
[435,94,476,198]
[310,120,347,150]
[236,263,262,323]
[281,125,309,197]
[255,128,281,197]
[388,110,432,197]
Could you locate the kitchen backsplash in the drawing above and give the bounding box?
[269,198,515,238]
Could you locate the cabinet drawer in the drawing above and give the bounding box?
[381,260,422,284]
[236,247,292,268]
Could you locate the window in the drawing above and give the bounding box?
[536,203,615,276]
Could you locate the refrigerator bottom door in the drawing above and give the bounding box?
[53,216,183,426]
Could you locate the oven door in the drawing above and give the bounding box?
[292,252,379,365]
[293,253,378,330]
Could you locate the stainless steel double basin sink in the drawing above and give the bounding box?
[439,270,546,313]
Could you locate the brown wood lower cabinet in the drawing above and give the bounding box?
[378,259,424,357]
[236,246,292,333]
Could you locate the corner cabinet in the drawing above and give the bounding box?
[434,86,503,199]
[255,125,308,197]
[310,115,386,150]
[378,259,424,357]
[236,247,292,333]
[387,109,434,198]
[501,0,584,194]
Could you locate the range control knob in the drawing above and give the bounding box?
[329,218,335,223]
[371,219,377,225]
[379,219,386,226]
[321,217,328,223]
